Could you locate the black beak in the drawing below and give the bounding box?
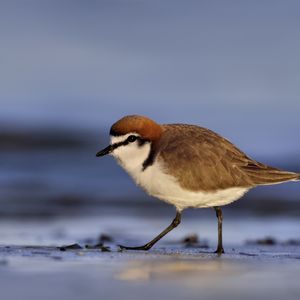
[96,145,113,157]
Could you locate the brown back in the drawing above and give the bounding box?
[156,124,299,192]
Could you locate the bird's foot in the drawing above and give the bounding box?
[214,247,225,256]
[118,244,152,251]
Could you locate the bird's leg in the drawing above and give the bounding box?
[214,207,225,255]
[119,211,181,251]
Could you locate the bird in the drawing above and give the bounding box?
[96,115,300,255]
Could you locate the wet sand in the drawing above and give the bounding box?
[0,244,300,300]
[0,213,299,300]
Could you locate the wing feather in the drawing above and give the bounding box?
[156,124,299,191]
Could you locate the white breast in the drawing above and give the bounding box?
[110,135,249,211]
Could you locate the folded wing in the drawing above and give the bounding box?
[157,124,299,192]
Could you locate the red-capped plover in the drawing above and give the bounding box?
[96,115,300,254]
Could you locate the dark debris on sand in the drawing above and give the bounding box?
[59,242,111,252]
[85,243,111,252]
[245,237,300,246]
[181,234,209,249]
[246,237,277,246]
[59,244,83,251]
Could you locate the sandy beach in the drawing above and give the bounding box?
[1,243,300,300]
[0,212,299,300]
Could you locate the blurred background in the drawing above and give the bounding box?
[0,0,299,245]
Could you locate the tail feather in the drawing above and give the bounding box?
[242,162,300,186]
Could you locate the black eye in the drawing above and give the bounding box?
[128,135,137,143]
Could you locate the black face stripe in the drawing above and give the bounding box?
[111,136,150,151]
[142,143,156,171]
[111,140,129,151]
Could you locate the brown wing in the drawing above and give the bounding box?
[156,124,299,192]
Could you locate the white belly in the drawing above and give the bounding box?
[120,158,249,212]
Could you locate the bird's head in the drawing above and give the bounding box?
[96,115,162,168]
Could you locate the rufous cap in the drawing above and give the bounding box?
[110,115,163,141]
